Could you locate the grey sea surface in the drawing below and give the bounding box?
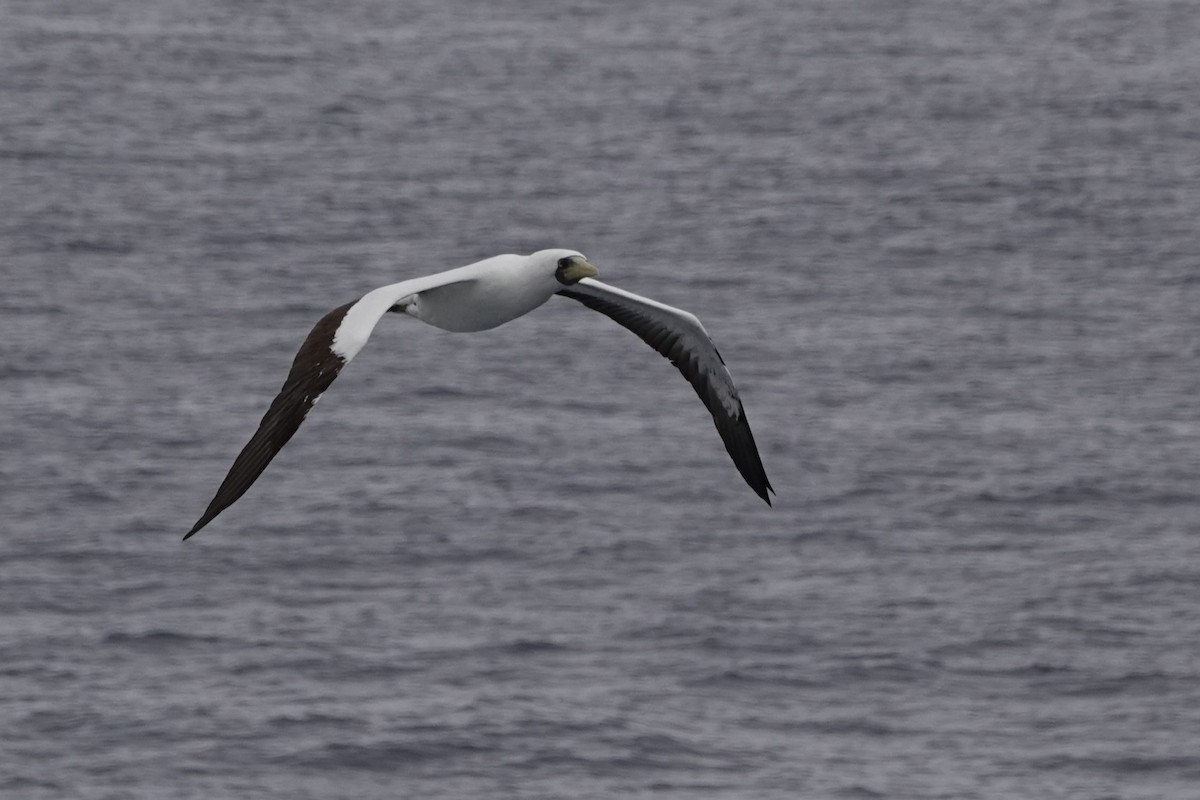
[3,1,1200,798]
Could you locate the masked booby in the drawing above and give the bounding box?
[184,249,773,539]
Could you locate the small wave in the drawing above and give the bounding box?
[266,711,363,730]
[834,787,888,800]
[278,737,492,771]
[605,732,752,772]
[685,667,825,690]
[0,775,65,794]
[1056,670,1174,699]
[63,238,134,254]
[411,384,471,399]
[102,630,221,649]
[498,638,566,655]
[1034,753,1200,776]
[799,718,897,737]
[975,481,1107,505]
[973,479,1199,507]
[19,707,103,735]
[946,661,1075,679]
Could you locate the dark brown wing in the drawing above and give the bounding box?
[184,302,355,539]
[557,278,773,505]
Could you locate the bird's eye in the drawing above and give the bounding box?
[555,257,575,285]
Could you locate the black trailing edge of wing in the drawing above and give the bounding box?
[184,302,356,540]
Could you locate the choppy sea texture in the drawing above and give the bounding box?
[3,1,1200,798]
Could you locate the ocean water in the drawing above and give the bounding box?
[3,1,1200,797]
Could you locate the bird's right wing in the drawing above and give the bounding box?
[556,277,773,505]
[184,272,478,540]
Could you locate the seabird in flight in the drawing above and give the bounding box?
[184,250,773,539]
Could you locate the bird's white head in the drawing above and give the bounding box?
[531,249,600,286]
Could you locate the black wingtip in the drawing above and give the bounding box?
[755,478,775,506]
[181,300,357,544]
[722,409,774,508]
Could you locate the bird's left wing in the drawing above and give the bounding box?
[184,271,478,540]
[556,277,774,505]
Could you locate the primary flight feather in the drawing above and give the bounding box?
[184,249,773,539]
